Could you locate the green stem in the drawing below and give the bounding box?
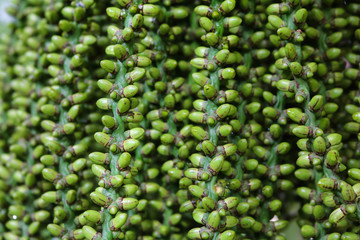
[316,5,339,181]
[102,1,144,238]
[231,2,256,226]
[203,0,225,208]
[57,24,83,234]
[147,5,175,232]
[284,2,326,239]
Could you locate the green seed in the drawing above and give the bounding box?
[268,15,285,29]
[293,8,308,24]
[301,225,316,238]
[82,225,101,240]
[329,206,347,224]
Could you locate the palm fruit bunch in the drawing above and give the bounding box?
[1,0,360,239]
[0,0,108,238]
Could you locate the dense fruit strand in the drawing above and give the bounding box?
[1,0,360,240]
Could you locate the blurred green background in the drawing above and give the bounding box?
[0,0,12,33]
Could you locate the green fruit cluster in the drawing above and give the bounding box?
[1,0,360,239]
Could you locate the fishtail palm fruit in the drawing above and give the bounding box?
[266,1,360,239]
[0,0,59,238]
[31,1,108,239]
[2,0,360,240]
[135,2,194,239]
[185,0,291,239]
[84,0,189,239]
[0,11,13,238]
